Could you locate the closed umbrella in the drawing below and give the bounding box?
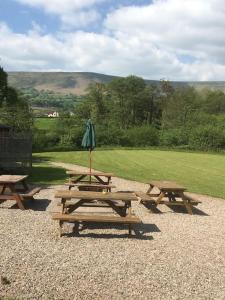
[81,119,96,182]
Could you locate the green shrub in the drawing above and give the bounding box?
[124,125,159,147]
[189,125,225,150]
[160,129,188,147]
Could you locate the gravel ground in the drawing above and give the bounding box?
[0,162,225,300]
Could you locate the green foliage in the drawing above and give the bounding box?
[0,67,33,132]
[160,129,188,147]
[30,74,225,152]
[0,66,8,105]
[189,125,225,150]
[34,118,57,130]
[21,88,80,113]
[124,126,159,147]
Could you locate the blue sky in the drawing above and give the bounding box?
[0,0,151,33]
[0,0,225,80]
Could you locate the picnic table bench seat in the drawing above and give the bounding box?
[20,186,42,199]
[183,193,202,205]
[65,183,115,191]
[52,213,141,237]
[135,191,155,202]
[136,191,201,206]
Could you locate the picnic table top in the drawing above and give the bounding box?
[66,170,114,177]
[55,190,138,201]
[149,180,186,191]
[0,175,28,184]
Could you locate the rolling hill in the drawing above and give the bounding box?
[8,71,225,95]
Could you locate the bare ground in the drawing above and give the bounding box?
[0,162,225,300]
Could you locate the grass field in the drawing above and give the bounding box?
[34,118,57,130]
[32,149,225,199]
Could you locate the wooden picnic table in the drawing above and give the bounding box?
[136,180,201,215]
[66,170,114,191]
[0,175,41,210]
[53,190,141,237]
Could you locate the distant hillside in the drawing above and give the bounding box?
[7,71,225,95]
[8,72,120,95]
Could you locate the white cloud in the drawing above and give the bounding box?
[2,0,225,80]
[15,0,107,27]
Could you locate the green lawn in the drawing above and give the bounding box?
[34,118,57,130]
[32,150,225,199]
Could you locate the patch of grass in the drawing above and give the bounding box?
[33,150,225,198]
[34,118,57,130]
[30,163,67,185]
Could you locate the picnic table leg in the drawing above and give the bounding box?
[8,184,25,210]
[126,200,133,237]
[181,193,193,215]
[21,180,29,192]
[155,192,166,206]
[0,184,6,195]
[68,175,86,190]
[128,224,132,237]
[147,184,154,194]
[59,220,63,237]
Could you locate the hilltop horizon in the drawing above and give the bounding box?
[8,71,225,96]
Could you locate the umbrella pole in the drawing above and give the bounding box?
[89,149,92,183]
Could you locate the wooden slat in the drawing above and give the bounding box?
[149,181,186,191]
[135,191,155,202]
[20,187,41,198]
[0,175,28,184]
[66,171,113,177]
[183,194,201,204]
[65,183,116,189]
[160,200,200,206]
[52,213,141,224]
[55,191,138,201]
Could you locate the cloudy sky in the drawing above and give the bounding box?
[0,0,225,81]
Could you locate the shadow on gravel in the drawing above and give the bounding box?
[167,205,209,216]
[141,202,163,214]
[62,222,159,240]
[141,202,208,216]
[10,198,51,211]
[24,198,51,211]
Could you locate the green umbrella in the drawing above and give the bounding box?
[81,119,96,180]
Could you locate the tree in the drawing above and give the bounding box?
[0,66,33,131]
[0,66,7,106]
[108,75,146,128]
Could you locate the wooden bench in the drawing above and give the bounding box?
[65,183,115,192]
[20,186,42,200]
[135,191,155,203]
[52,213,141,237]
[183,193,202,205]
[136,191,201,206]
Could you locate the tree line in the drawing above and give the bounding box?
[1,66,225,151]
[33,75,225,151]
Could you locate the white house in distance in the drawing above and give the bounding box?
[47,111,59,118]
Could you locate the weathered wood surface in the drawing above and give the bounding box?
[20,186,42,199]
[135,191,155,202]
[66,171,113,177]
[55,191,138,201]
[0,175,28,184]
[149,181,186,191]
[65,183,116,189]
[52,213,141,223]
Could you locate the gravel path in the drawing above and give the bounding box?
[0,162,225,300]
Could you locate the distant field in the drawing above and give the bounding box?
[32,149,225,198]
[34,118,57,130]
